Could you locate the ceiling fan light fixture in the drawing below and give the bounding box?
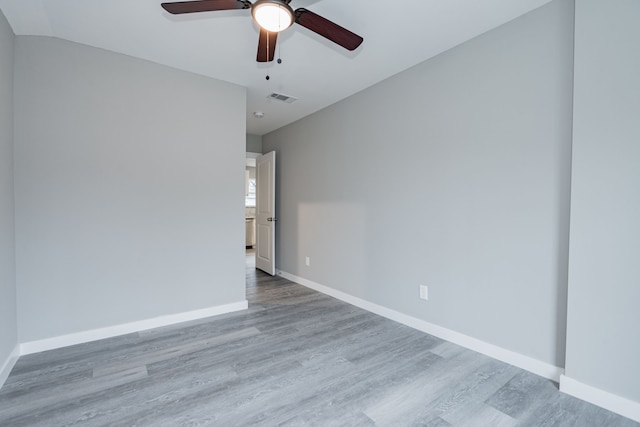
[252,0,294,33]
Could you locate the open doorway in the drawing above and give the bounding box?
[245,153,260,266]
[245,151,276,275]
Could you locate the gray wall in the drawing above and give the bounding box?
[246,134,262,154]
[14,37,247,342]
[263,0,574,367]
[0,10,17,369]
[565,0,640,403]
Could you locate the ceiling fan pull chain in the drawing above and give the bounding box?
[277,36,282,64]
[267,31,271,61]
[265,31,271,80]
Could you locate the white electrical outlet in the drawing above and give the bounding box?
[419,285,429,300]
[305,256,310,267]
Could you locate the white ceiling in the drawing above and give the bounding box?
[0,0,552,136]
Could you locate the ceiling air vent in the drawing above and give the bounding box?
[267,92,298,104]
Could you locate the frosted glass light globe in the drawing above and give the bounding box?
[252,1,294,33]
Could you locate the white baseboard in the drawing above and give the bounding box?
[278,270,563,382]
[20,300,248,355]
[560,375,640,423]
[0,344,20,389]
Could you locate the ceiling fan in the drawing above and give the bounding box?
[161,0,364,62]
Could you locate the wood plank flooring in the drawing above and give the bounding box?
[0,252,637,426]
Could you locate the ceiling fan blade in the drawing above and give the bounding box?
[161,0,251,15]
[294,8,363,51]
[257,28,278,62]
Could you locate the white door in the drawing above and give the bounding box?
[255,151,276,275]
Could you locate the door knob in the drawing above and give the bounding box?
[267,217,278,222]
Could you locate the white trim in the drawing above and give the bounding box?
[0,344,20,389]
[20,300,248,355]
[278,270,563,382]
[560,375,640,423]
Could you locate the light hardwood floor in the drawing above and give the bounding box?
[0,252,637,426]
